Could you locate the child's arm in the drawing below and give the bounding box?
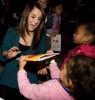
[17,56,61,99]
[17,56,57,100]
[17,69,53,100]
[18,56,51,99]
[49,60,60,79]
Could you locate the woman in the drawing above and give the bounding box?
[0,1,47,99]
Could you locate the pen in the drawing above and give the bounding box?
[15,49,20,52]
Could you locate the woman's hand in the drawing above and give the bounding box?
[2,46,21,59]
[38,67,48,75]
[37,50,54,75]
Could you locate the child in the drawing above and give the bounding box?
[17,54,95,100]
[46,1,63,49]
[38,21,95,74]
[61,21,95,69]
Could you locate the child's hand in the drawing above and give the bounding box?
[50,32,57,37]
[18,56,27,70]
[37,68,48,75]
[46,50,54,54]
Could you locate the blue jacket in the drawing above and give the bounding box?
[0,27,47,89]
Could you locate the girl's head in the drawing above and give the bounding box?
[60,54,95,99]
[20,1,45,33]
[19,1,45,49]
[37,0,47,9]
[51,1,63,16]
[73,21,95,45]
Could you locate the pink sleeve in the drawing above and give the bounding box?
[17,70,50,100]
[49,62,60,78]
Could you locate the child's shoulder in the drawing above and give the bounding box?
[78,44,95,58]
[80,43,95,49]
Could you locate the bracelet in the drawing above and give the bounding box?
[4,54,9,60]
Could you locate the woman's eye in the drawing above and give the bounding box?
[31,16,35,18]
[39,18,42,21]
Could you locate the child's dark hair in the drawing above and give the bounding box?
[75,21,95,45]
[66,54,95,100]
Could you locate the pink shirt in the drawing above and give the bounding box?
[17,62,74,100]
[61,44,95,69]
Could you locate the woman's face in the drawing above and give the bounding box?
[28,7,42,32]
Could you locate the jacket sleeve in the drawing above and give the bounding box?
[0,28,17,61]
[17,70,51,100]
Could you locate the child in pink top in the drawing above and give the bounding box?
[17,54,95,100]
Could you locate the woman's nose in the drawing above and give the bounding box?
[34,19,38,24]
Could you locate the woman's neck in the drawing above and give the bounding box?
[20,32,34,46]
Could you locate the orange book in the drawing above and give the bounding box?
[25,53,60,61]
